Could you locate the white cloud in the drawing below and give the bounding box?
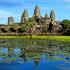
[0,9,21,24]
[63,0,70,2]
[64,5,70,8]
[0,9,20,18]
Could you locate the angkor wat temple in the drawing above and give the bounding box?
[0,5,61,35]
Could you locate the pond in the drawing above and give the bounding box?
[0,38,70,70]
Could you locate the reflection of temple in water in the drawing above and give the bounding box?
[0,38,70,63]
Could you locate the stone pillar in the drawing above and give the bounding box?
[8,17,14,25]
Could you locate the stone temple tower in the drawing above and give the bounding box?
[33,5,41,18]
[21,9,29,23]
[50,10,56,25]
[8,17,14,25]
[45,13,49,19]
[50,10,55,21]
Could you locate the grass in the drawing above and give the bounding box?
[0,35,70,41]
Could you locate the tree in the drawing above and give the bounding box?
[21,21,31,33]
[60,20,70,27]
[29,18,36,25]
[9,24,18,33]
[12,24,18,30]
[1,25,9,33]
[4,25,9,31]
[60,19,70,35]
[29,18,35,23]
[1,27,8,33]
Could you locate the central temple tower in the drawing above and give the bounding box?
[33,5,41,19]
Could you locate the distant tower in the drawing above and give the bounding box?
[45,13,49,19]
[33,5,41,18]
[8,17,14,25]
[21,9,29,23]
[50,10,55,21]
[50,10,56,25]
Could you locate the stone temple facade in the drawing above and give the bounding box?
[20,5,57,27]
[20,5,59,33]
[7,5,56,27]
[0,5,61,34]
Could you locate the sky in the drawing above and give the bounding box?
[0,0,70,24]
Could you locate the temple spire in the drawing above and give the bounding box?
[33,5,41,18]
[45,13,49,19]
[50,10,55,20]
[21,9,29,23]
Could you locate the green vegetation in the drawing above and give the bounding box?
[0,36,69,41]
[22,21,31,32]
[60,19,70,27]
[12,24,18,30]
[60,19,70,35]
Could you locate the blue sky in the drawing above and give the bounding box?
[0,0,70,24]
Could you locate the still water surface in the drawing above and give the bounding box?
[0,38,70,70]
